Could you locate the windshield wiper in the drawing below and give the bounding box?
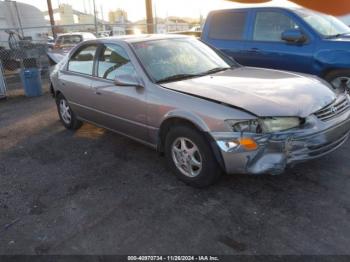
[156,67,230,84]
[325,32,350,38]
[156,73,202,83]
[199,67,230,76]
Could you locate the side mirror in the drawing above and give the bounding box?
[114,74,143,88]
[281,29,306,43]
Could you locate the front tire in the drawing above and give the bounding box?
[56,94,82,130]
[325,69,350,93]
[165,125,222,188]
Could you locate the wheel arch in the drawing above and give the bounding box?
[157,114,226,171]
[315,49,350,78]
[54,90,62,102]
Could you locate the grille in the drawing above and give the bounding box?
[314,96,350,121]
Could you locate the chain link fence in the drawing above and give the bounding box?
[0,22,200,97]
[0,61,7,99]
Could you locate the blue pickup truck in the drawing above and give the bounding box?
[201,7,350,90]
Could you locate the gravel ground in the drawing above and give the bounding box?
[0,93,350,255]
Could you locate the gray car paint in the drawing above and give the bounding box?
[161,67,336,118]
[50,35,350,175]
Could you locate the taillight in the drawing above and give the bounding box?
[53,43,61,49]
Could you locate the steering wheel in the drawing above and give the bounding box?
[103,64,121,79]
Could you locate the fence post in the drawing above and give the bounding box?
[0,61,7,99]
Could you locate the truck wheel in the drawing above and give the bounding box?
[165,125,222,188]
[325,70,350,92]
[56,93,82,130]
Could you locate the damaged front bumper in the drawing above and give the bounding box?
[211,109,350,175]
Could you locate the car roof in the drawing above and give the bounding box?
[57,32,94,37]
[99,34,190,44]
[209,6,304,13]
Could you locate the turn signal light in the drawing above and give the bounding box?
[239,137,258,151]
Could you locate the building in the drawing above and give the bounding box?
[108,9,128,24]
[0,1,49,47]
[43,4,109,33]
[79,14,95,25]
[57,4,75,25]
[165,17,191,32]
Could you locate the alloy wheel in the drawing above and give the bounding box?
[171,137,202,177]
[59,99,72,125]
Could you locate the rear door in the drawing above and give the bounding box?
[242,9,315,73]
[202,10,250,64]
[58,44,98,120]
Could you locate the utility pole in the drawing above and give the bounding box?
[92,0,98,35]
[145,0,154,34]
[47,0,56,38]
[154,0,157,33]
[100,5,105,31]
[13,1,24,38]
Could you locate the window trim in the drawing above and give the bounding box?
[95,43,136,81]
[251,10,308,43]
[208,11,248,41]
[67,43,99,76]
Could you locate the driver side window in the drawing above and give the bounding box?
[253,11,299,41]
[97,44,136,80]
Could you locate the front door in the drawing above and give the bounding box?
[90,43,148,142]
[242,10,315,74]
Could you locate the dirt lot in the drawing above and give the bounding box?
[0,92,350,255]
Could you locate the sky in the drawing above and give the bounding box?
[14,0,299,21]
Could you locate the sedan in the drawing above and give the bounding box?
[50,35,350,187]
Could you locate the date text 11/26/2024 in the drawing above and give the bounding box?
[127,256,220,261]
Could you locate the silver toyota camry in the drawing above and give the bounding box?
[50,34,350,187]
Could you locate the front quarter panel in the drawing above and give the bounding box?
[146,83,257,145]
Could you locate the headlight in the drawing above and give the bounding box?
[226,117,301,133]
[261,117,301,132]
[226,119,263,133]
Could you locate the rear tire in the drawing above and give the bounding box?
[56,93,82,130]
[165,125,222,188]
[325,69,350,92]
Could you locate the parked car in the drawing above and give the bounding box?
[50,35,350,187]
[47,32,96,65]
[201,7,350,91]
[47,36,55,49]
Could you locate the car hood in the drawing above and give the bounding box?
[161,67,336,117]
[326,34,350,42]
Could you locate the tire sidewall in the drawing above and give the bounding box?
[165,125,221,187]
[56,94,81,130]
[325,70,350,91]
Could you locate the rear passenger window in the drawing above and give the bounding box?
[209,12,246,40]
[63,35,82,45]
[68,45,97,75]
[97,44,136,80]
[253,11,299,41]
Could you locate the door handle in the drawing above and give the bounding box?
[248,48,260,53]
[95,90,101,95]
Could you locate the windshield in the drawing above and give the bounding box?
[132,38,235,83]
[296,9,350,37]
[58,35,82,46]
